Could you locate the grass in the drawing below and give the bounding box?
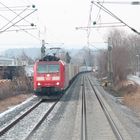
[106,80,140,112]
[123,88,140,112]
[0,76,33,100]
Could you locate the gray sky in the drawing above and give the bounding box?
[0,0,140,51]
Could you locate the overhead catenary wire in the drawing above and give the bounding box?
[77,25,125,29]
[92,2,126,24]
[94,1,140,5]
[23,0,48,42]
[0,9,40,41]
[25,0,34,5]
[20,28,41,41]
[0,1,42,42]
[3,28,36,32]
[92,1,140,35]
[0,12,34,30]
[0,8,35,11]
[94,0,108,41]
[0,1,33,25]
[96,22,122,25]
[93,0,113,45]
[0,5,31,9]
[0,5,30,31]
[95,0,105,22]
[87,1,94,46]
[89,43,103,50]
[0,9,37,33]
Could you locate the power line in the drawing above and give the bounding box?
[94,1,140,5]
[3,28,36,32]
[0,13,40,41]
[92,1,140,35]
[0,1,34,25]
[96,22,122,25]
[0,9,37,33]
[0,6,30,30]
[95,0,105,22]
[87,2,94,46]
[0,8,40,41]
[0,1,41,42]
[21,28,41,41]
[0,8,34,11]
[0,5,30,9]
[77,25,125,29]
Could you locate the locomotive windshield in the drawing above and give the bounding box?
[37,63,60,73]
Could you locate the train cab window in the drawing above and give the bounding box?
[37,64,48,73]
[48,64,59,73]
[37,63,59,73]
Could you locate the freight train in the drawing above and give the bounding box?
[33,55,79,97]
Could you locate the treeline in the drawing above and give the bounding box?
[98,29,140,85]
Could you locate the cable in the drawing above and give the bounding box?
[0,1,33,24]
[95,0,104,22]
[0,1,41,42]
[76,25,125,29]
[87,2,94,46]
[0,10,40,41]
[0,5,30,9]
[0,8,34,11]
[3,28,36,32]
[96,1,140,5]
[25,0,34,5]
[92,2,122,23]
[96,22,122,25]
[0,9,37,33]
[89,43,107,51]
[92,1,140,35]
[21,28,41,41]
[0,6,30,30]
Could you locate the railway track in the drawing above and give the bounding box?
[87,75,130,140]
[0,96,61,140]
[78,74,131,140]
[24,98,61,140]
[0,73,132,140]
[81,76,88,140]
[88,77,123,140]
[0,99,42,137]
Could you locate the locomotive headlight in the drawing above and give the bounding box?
[56,82,60,85]
[37,82,41,86]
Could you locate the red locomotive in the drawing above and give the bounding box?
[33,55,78,97]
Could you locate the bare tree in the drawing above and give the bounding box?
[19,50,34,65]
[126,35,140,74]
[97,49,108,78]
[107,29,130,84]
[72,47,95,66]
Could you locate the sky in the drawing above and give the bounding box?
[0,0,140,52]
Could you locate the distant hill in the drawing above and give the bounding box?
[4,47,81,60]
[4,48,41,59]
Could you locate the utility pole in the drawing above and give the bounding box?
[41,40,46,59]
[107,37,113,86]
[136,54,139,76]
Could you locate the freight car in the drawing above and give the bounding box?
[79,66,93,73]
[33,55,79,97]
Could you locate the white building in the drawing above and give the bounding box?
[0,57,28,66]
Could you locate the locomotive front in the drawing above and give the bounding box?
[33,60,65,96]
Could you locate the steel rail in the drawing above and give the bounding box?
[0,99,42,137]
[88,77,124,140]
[81,76,88,140]
[25,74,80,140]
[24,97,62,140]
[0,73,80,139]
